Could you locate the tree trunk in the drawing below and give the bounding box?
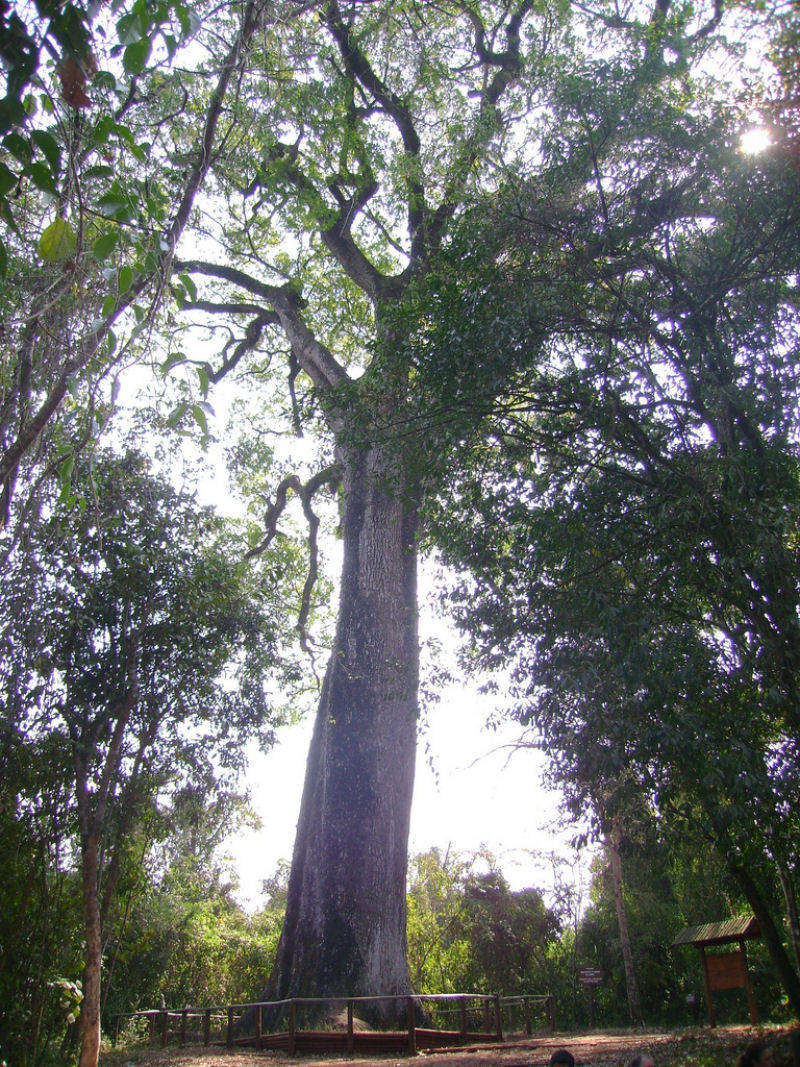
[268,443,419,1012]
[698,794,800,1017]
[607,821,644,1027]
[728,858,800,1017]
[78,833,103,1067]
[776,858,800,974]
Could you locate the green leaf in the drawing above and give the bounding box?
[3,132,31,165]
[191,404,209,436]
[0,237,6,280]
[116,13,142,45]
[123,37,152,75]
[93,70,117,91]
[166,402,188,428]
[117,264,134,293]
[84,164,115,180]
[179,272,197,302]
[176,4,191,38]
[160,351,186,377]
[92,231,119,260]
[0,97,27,136]
[31,130,61,177]
[197,365,210,396]
[59,454,75,485]
[92,115,114,145]
[29,161,57,195]
[101,293,118,317]
[39,218,77,262]
[0,162,17,197]
[97,192,131,222]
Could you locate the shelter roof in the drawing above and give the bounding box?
[672,916,760,948]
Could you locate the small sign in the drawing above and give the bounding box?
[578,967,603,985]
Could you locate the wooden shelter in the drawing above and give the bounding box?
[672,916,760,1026]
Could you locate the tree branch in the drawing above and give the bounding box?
[257,139,392,300]
[175,258,349,392]
[425,0,536,256]
[324,0,425,261]
[245,465,342,651]
[0,1,271,510]
[182,300,280,383]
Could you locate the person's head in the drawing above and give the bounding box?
[628,1056,656,1067]
[550,1051,575,1067]
[736,1040,774,1067]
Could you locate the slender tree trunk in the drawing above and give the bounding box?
[78,833,103,1067]
[776,858,800,973]
[698,795,800,1016]
[607,821,644,1027]
[727,859,800,1016]
[268,442,419,1012]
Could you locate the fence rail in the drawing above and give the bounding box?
[113,991,555,1054]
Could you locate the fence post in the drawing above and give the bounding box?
[407,996,417,1056]
[347,999,354,1054]
[493,994,503,1042]
[288,1000,296,1056]
[226,1006,234,1049]
[547,994,555,1033]
[256,1004,263,1051]
[523,996,532,1036]
[160,1010,168,1048]
[203,1009,211,1046]
[460,998,468,1043]
[180,1008,187,1046]
[113,1014,120,1046]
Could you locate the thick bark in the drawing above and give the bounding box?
[268,443,419,1010]
[78,833,103,1067]
[607,821,644,1027]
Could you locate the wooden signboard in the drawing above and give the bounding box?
[706,951,748,992]
[578,968,602,1027]
[699,945,758,1026]
[672,916,760,1028]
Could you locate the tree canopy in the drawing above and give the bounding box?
[1,0,795,1053]
[426,80,800,1013]
[0,450,288,1063]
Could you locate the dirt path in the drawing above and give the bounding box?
[101,1023,794,1066]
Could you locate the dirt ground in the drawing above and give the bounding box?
[101,1023,796,1066]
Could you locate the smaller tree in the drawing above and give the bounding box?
[0,451,287,1067]
[406,849,560,999]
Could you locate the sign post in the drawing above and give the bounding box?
[578,967,603,1028]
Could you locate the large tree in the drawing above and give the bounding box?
[157,0,753,1005]
[424,113,800,1009]
[3,0,762,1008]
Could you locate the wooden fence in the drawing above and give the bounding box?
[113,992,555,1055]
